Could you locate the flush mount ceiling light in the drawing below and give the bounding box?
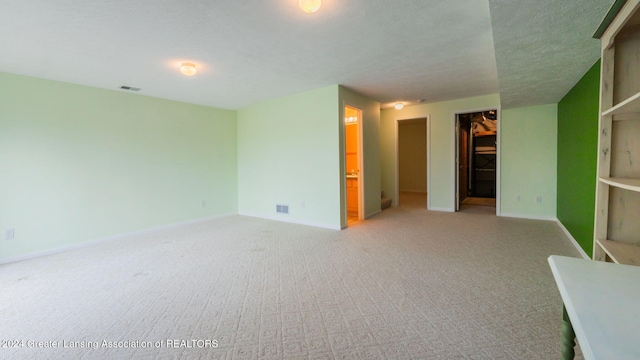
[180,63,197,76]
[394,103,404,110]
[299,0,321,13]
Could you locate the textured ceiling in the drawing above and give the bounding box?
[0,0,613,110]
[488,0,613,108]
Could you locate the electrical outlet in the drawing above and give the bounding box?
[515,195,521,203]
[301,200,305,208]
[536,196,542,204]
[5,228,15,240]
[200,200,206,208]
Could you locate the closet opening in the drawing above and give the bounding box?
[455,110,498,213]
[344,105,363,226]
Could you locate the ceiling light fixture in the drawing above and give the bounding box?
[394,103,404,110]
[180,63,197,76]
[299,0,321,13]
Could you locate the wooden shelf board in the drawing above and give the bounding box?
[474,131,496,137]
[596,239,640,266]
[599,177,640,192]
[602,91,640,117]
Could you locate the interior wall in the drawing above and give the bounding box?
[557,60,600,255]
[398,119,427,192]
[500,104,557,219]
[380,94,500,211]
[0,72,238,262]
[237,85,341,229]
[338,86,381,226]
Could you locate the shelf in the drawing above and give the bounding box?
[474,131,496,137]
[599,177,640,192]
[596,239,640,265]
[602,91,640,117]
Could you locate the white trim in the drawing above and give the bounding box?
[429,207,455,212]
[238,212,341,230]
[495,106,502,216]
[356,106,365,221]
[556,220,590,259]
[453,113,459,211]
[499,213,557,221]
[427,116,432,210]
[365,210,382,219]
[394,119,398,206]
[339,101,347,228]
[0,213,236,265]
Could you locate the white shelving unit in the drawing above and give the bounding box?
[593,0,640,265]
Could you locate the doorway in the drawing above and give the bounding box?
[455,110,498,213]
[344,105,363,225]
[396,118,428,208]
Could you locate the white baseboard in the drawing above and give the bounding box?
[365,210,382,219]
[428,207,455,212]
[238,212,341,230]
[556,220,590,259]
[0,213,236,265]
[499,213,557,221]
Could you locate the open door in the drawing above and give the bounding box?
[456,115,470,211]
[344,105,363,225]
[455,110,498,212]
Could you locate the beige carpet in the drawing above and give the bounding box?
[0,206,583,359]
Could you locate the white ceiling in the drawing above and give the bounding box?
[0,0,614,110]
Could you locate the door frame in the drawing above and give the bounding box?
[394,114,430,209]
[452,107,501,215]
[343,103,364,225]
[454,114,471,211]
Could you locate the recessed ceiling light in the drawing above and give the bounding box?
[299,0,321,13]
[180,63,197,76]
[394,103,404,110]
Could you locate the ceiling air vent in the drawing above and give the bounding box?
[120,85,141,91]
[276,204,289,214]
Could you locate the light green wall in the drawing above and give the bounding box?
[0,72,238,261]
[0,70,563,262]
[237,86,380,229]
[237,85,342,229]
[500,104,557,219]
[380,94,500,211]
[338,86,381,226]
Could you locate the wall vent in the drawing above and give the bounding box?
[120,85,141,91]
[276,204,289,214]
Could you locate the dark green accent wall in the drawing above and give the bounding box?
[557,60,601,256]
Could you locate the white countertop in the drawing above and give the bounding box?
[548,255,640,360]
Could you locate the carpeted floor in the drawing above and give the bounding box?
[0,203,583,359]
